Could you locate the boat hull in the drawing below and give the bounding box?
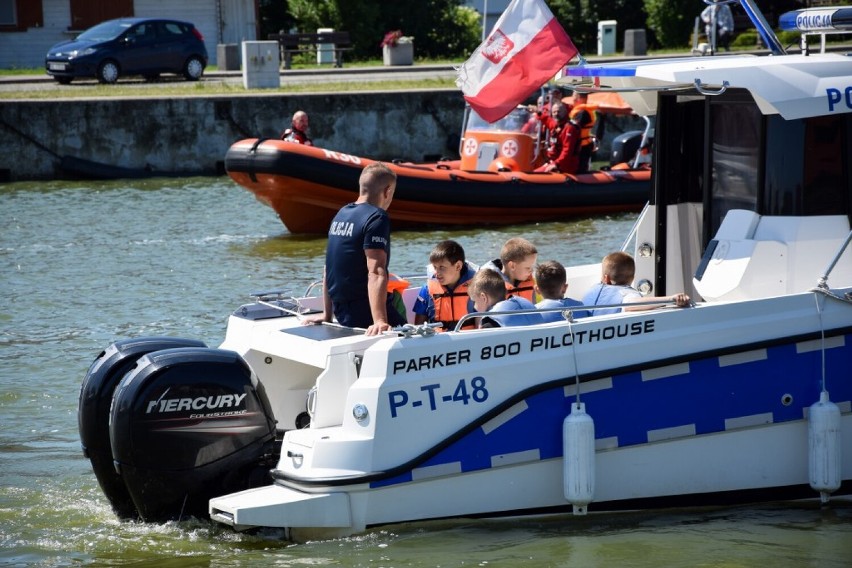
[210,289,852,538]
[212,415,852,541]
[225,140,650,233]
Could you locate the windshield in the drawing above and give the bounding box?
[77,20,133,42]
[466,106,533,133]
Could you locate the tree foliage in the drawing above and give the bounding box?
[265,0,816,59]
[280,0,480,59]
[643,1,811,49]
[548,0,649,53]
[258,0,295,38]
[643,0,705,48]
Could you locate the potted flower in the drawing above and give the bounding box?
[380,30,414,66]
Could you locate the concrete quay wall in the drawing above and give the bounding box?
[0,90,466,181]
[0,90,643,182]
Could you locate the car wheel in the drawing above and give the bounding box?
[182,56,205,81]
[142,74,160,82]
[97,60,120,84]
[55,77,73,85]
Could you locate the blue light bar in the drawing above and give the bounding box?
[778,7,852,32]
[563,66,637,78]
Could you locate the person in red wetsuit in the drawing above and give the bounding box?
[523,87,568,134]
[280,110,312,145]
[535,101,581,174]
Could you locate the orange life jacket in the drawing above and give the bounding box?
[427,278,472,330]
[570,103,598,148]
[506,276,537,303]
[387,273,409,294]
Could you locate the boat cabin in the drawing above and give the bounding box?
[629,85,852,302]
[458,92,643,173]
[459,106,541,172]
[554,27,852,303]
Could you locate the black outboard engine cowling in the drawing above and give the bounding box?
[610,130,643,166]
[78,336,207,519]
[110,347,279,522]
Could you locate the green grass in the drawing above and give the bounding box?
[0,67,46,75]
[0,77,459,99]
[287,55,462,68]
[0,56,460,76]
[0,57,462,99]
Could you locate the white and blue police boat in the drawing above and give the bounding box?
[79,0,852,541]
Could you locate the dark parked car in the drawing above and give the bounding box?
[45,18,208,84]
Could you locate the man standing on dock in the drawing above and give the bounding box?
[701,0,735,52]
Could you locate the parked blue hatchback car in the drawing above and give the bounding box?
[45,18,208,84]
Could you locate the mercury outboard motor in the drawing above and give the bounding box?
[79,337,207,519]
[109,347,278,522]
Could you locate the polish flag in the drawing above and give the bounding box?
[456,0,578,123]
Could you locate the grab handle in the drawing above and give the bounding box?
[694,79,729,96]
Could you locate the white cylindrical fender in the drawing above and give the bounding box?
[563,401,595,515]
[808,390,842,503]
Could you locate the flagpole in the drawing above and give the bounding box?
[482,0,489,41]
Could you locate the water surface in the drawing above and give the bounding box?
[1,177,850,566]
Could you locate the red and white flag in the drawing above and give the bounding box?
[456,0,578,123]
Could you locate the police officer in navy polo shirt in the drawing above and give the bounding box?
[304,162,406,335]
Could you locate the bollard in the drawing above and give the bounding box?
[624,29,647,56]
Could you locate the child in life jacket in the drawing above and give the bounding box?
[534,260,588,321]
[468,269,544,328]
[412,240,477,331]
[480,237,539,303]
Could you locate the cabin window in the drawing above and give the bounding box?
[650,91,765,239]
[803,117,847,215]
[708,99,761,234]
[466,106,533,132]
[651,93,705,207]
[763,114,851,218]
[764,116,804,215]
[651,89,851,280]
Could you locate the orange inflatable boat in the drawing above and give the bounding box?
[225,102,651,234]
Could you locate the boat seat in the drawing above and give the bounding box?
[693,210,852,302]
[401,286,421,323]
[475,142,500,171]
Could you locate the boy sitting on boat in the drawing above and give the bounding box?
[534,260,588,321]
[481,237,539,303]
[582,252,691,316]
[412,239,477,331]
[467,269,544,328]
